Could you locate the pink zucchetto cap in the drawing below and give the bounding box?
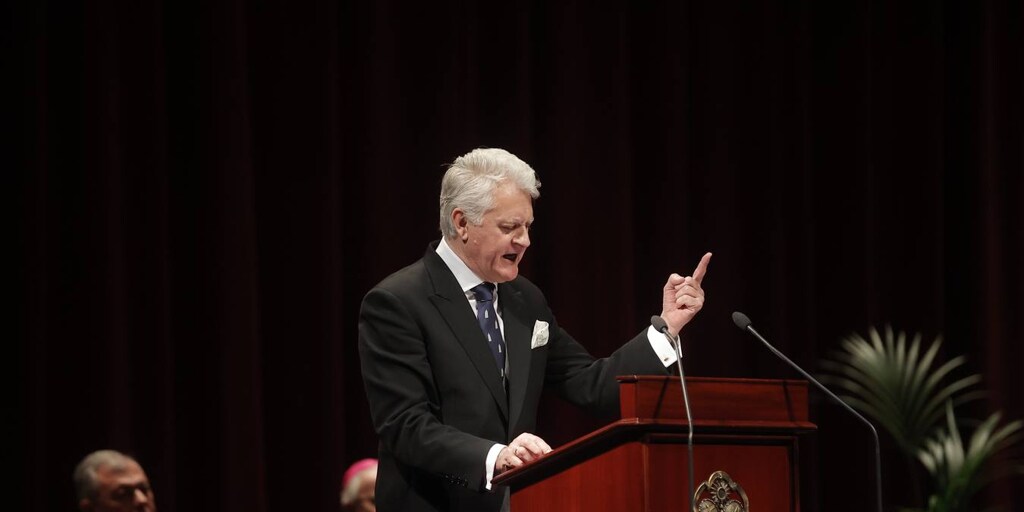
[342,458,378,489]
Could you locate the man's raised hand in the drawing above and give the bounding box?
[660,252,712,337]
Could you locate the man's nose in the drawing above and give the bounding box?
[133,488,150,504]
[514,228,530,247]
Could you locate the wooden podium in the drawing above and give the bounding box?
[492,376,816,511]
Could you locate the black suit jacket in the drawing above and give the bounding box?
[358,242,671,511]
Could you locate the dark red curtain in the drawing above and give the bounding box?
[10,0,1022,511]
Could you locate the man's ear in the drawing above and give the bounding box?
[79,498,92,511]
[452,209,469,241]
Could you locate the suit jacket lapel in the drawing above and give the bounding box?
[499,284,532,432]
[424,249,509,422]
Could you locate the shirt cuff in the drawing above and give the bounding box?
[484,443,505,490]
[647,325,678,367]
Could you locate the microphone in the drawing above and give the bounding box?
[731,311,883,512]
[651,315,695,511]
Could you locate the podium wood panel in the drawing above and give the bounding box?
[646,438,796,511]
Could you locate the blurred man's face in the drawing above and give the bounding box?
[353,469,376,512]
[454,181,533,284]
[80,460,156,512]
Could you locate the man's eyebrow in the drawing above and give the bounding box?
[500,217,532,225]
[115,482,150,490]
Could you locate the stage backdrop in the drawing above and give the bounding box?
[11,0,1022,511]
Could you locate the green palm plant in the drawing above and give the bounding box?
[818,325,1023,510]
[818,326,984,454]
[916,403,1023,512]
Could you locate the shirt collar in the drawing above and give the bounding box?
[437,238,490,294]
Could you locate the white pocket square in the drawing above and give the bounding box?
[531,320,549,349]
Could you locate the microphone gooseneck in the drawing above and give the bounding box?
[650,315,696,511]
[731,311,883,512]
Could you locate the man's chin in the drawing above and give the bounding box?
[495,267,519,283]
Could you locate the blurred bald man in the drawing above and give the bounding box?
[73,450,156,512]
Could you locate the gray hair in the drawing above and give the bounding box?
[439,148,541,239]
[73,449,137,500]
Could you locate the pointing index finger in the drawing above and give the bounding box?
[691,252,712,284]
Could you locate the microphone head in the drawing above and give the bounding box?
[731,311,752,330]
[650,315,668,332]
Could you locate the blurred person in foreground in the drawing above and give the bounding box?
[73,449,156,512]
[359,147,712,511]
[340,458,377,512]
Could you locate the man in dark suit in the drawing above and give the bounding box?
[358,147,712,511]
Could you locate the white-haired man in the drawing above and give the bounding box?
[359,147,711,511]
[340,458,377,511]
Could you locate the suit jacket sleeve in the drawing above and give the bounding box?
[510,278,673,420]
[545,326,672,418]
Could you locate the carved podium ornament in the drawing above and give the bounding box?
[693,470,750,512]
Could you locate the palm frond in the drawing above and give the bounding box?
[819,324,1023,512]
[819,326,982,453]
[916,403,1024,512]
